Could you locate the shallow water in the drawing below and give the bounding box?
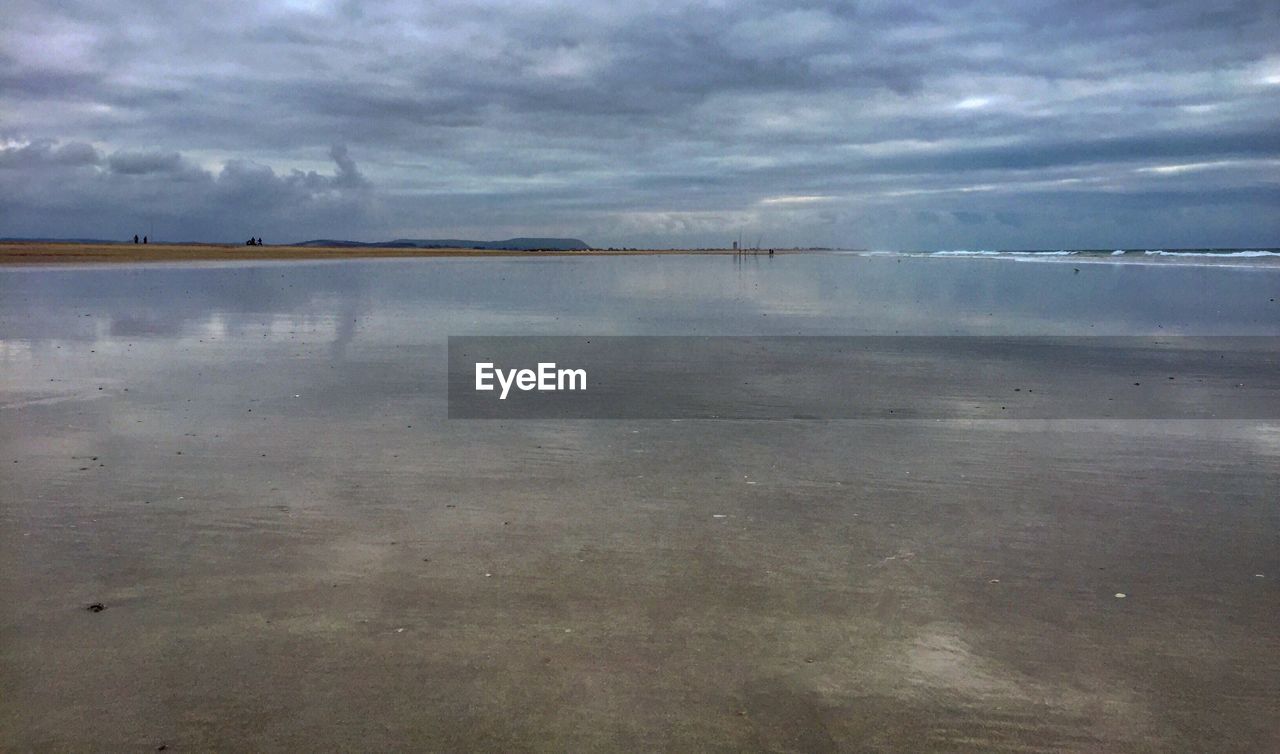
[2,254,1278,750]
[3,253,1279,343]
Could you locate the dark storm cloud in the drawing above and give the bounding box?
[1,0,1277,247]
[108,150,190,175]
[0,139,373,241]
[0,139,101,168]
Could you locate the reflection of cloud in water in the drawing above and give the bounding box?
[2,256,1278,356]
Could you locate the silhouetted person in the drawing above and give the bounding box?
[256,237,263,246]
[133,234,139,244]
[143,235,148,244]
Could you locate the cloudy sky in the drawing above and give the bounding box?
[2,0,1277,248]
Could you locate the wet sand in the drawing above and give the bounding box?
[3,242,1276,268]
[0,242,756,265]
[2,256,1277,751]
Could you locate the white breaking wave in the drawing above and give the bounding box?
[1143,250,1280,257]
[841,249,1280,266]
[929,250,1078,256]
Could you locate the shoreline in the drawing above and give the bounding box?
[3,242,1275,269]
[0,242,789,265]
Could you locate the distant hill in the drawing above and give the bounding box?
[2,237,592,250]
[295,237,591,251]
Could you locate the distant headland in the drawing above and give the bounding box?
[0,236,590,251]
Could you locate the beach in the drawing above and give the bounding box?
[2,254,1278,750]
[2,242,1277,267]
[0,242,763,265]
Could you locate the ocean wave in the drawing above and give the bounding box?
[845,248,1280,264]
[930,250,1001,256]
[922,249,1278,258]
[930,250,1079,256]
[1143,250,1280,257]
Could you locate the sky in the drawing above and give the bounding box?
[1,0,1278,249]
